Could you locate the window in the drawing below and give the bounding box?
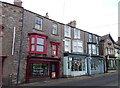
[52,23,57,35]
[64,25,71,37]
[88,44,92,55]
[30,63,49,77]
[92,44,96,54]
[96,36,99,44]
[91,59,99,70]
[29,34,47,54]
[50,42,60,56]
[88,34,92,42]
[71,58,86,71]
[73,40,83,53]
[74,28,80,39]
[64,39,71,52]
[97,46,99,55]
[35,17,42,30]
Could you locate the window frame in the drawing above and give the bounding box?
[52,23,58,35]
[64,25,71,37]
[72,40,83,53]
[88,34,92,42]
[29,34,47,54]
[74,28,80,39]
[64,38,71,52]
[35,17,42,30]
[50,42,60,56]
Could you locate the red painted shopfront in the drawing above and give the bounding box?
[25,56,60,83]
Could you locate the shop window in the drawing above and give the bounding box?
[71,58,85,71]
[30,63,49,77]
[50,42,60,56]
[35,17,42,30]
[73,40,83,53]
[64,25,71,37]
[91,60,99,70]
[52,23,57,35]
[29,34,47,54]
[74,28,80,39]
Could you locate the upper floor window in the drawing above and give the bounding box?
[64,25,71,37]
[35,17,42,30]
[29,34,47,54]
[88,44,92,55]
[96,36,99,44]
[64,39,71,52]
[88,34,92,42]
[74,28,80,39]
[92,44,96,54]
[52,23,57,35]
[50,42,60,56]
[73,40,83,53]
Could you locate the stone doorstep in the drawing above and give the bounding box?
[19,71,118,86]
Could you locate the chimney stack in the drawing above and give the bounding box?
[46,12,49,18]
[14,0,22,7]
[67,20,76,27]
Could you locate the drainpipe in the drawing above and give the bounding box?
[16,8,24,85]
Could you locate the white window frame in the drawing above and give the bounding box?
[88,34,92,42]
[64,38,71,52]
[72,40,83,53]
[92,44,96,54]
[64,25,71,37]
[74,28,80,39]
[52,23,57,35]
[35,17,42,30]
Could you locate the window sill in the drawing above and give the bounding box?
[33,28,44,32]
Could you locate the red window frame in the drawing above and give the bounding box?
[29,33,48,54]
[50,42,60,56]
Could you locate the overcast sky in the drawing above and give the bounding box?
[1,0,119,41]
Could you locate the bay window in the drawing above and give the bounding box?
[29,34,47,54]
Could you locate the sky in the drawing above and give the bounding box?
[1,0,119,41]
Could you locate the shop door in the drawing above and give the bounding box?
[51,63,56,78]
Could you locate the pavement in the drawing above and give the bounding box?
[19,70,118,86]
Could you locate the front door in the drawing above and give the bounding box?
[51,63,56,78]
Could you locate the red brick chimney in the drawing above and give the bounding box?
[14,0,22,7]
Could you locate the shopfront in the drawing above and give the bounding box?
[90,56,104,74]
[25,56,60,83]
[63,53,89,77]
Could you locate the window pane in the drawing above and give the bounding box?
[36,45,44,52]
[35,24,41,30]
[64,26,70,37]
[52,45,56,50]
[37,38,44,45]
[31,37,35,44]
[31,45,35,51]
[52,51,56,56]
[52,24,57,34]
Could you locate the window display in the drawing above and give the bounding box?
[30,63,49,77]
[71,58,85,71]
